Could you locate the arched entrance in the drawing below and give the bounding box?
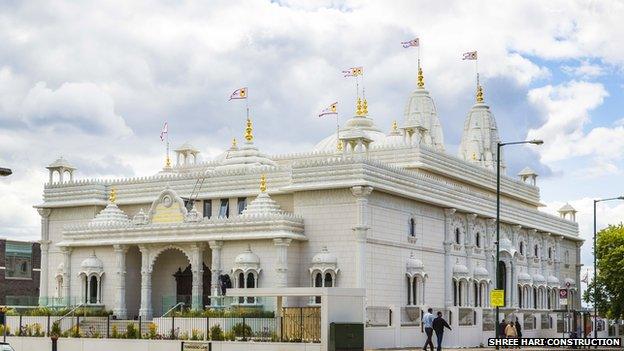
[497,260,507,305]
[151,247,211,316]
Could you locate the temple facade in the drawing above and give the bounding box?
[34,67,583,346]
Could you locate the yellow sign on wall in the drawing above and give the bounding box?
[490,289,505,307]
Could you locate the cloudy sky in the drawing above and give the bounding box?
[0,0,623,295]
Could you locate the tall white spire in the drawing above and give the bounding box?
[458,83,504,172]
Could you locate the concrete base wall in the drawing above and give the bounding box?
[5,337,321,351]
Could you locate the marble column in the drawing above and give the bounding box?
[113,244,128,318]
[37,208,51,305]
[444,208,456,307]
[466,213,477,273]
[351,186,373,289]
[273,238,292,288]
[139,245,153,319]
[190,243,205,310]
[485,219,496,284]
[209,241,223,302]
[505,259,512,307]
[575,242,582,309]
[60,247,72,306]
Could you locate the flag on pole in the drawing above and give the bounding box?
[229,87,248,100]
[401,38,419,48]
[342,66,363,77]
[160,122,168,141]
[319,102,338,117]
[462,51,478,60]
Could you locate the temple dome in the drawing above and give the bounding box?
[312,247,338,265]
[458,84,503,172]
[90,203,130,227]
[240,192,284,217]
[215,119,276,170]
[313,116,402,152]
[402,87,445,151]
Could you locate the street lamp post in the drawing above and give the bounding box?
[495,139,543,342]
[593,196,624,338]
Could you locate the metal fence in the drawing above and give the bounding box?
[2,313,320,343]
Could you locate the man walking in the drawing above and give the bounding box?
[432,311,452,351]
[423,308,435,351]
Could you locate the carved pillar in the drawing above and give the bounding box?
[138,245,153,319]
[209,241,223,302]
[555,236,563,279]
[575,241,582,309]
[351,186,373,289]
[37,209,52,305]
[60,247,72,306]
[511,225,521,308]
[444,208,456,307]
[466,214,477,286]
[505,258,512,307]
[485,219,496,284]
[190,243,205,310]
[113,244,128,318]
[274,238,292,288]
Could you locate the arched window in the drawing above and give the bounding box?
[534,245,539,257]
[547,288,552,309]
[238,272,245,303]
[458,281,464,306]
[324,273,333,287]
[533,287,537,309]
[475,232,481,248]
[519,242,524,256]
[412,277,418,305]
[246,273,256,304]
[518,285,523,308]
[473,281,479,306]
[407,276,412,305]
[548,247,552,259]
[314,273,322,304]
[89,276,98,304]
[409,218,415,237]
[455,228,461,244]
[565,251,570,265]
[453,280,458,306]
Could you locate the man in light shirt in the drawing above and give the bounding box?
[422,307,435,351]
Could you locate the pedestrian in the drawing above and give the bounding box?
[505,320,517,339]
[499,318,507,339]
[514,318,522,349]
[432,311,452,351]
[422,308,435,351]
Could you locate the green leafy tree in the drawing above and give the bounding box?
[583,224,624,319]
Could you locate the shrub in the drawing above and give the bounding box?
[232,322,252,339]
[50,322,61,337]
[111,324,119,339]
[0,325,11,336]
[125,323,139,339]
[224,331,236,341]
[33,323,44,337]
[70,325,81,338]
[179,331,189,340]
[146,323,158,339]
[190,328,203,341]
[209,324,224,341]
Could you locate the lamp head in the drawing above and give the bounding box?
[530,139,544,145]
[618,196,624,200]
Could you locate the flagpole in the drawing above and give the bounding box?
[166,127,170,168]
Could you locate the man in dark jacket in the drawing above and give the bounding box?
[515,317,522,339]
[499,318,507,339]
[432,311,452,351]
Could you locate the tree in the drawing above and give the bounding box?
[583,223,624,319]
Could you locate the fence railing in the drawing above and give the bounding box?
[1,313,321,343]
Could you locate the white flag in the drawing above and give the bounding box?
[160,122,168,141]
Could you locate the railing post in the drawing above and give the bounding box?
[300,307,304,341]
[47,315,51,336]
[76,315,80,336]
[205,317,209,341]
[106,315,110,338]
[138,316,142,339]
[19,315,22,336]
[242,317,246,340]
[280,316,283,342]
[171,314,175,339]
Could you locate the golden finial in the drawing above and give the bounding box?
[392,120,398,132]
[231,138,238,148]
[355,97,363,116]
[337,139,343,151]
[471,152,477,161]
[244,118,253,142]
[165,156,171,168]
[417,66,425,88]
[259,174,267,193]
[109,187,117,203]
[362,99,368,115]
[476,85,484,103]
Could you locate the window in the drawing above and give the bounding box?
[315,273,323,304]
[219,199,229,218]
[548,248,552,259]
[407,276,412,305]
[246,273,256,304]
[237,197,247,215]
[412,277,418,305]
[203,200,212,219]
[5,242,32,279]
[453,280,458,306]
[82,274,101,304]
[475,232,481,248]
[565,251,570,266]
[408,218,415,237]
[533,287,537,309]
[455,228,461,244]
[519,242,524,256]
[518,286,523,308]
[236,271,258,304]
[534,244,539,257]
[473,282,478,306]
[324,273,333,287]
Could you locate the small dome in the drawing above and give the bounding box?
[235,247,260,266]
[312,247,338,265]
[47,156,76,170]
[563,277,576,287]
[518,167,537,176]
[453,259,469,274]
[215,143,276,170]
[90,203,130,227]
[548,275,560,285]
[406,252,424,270]
[533,273,546,283]
[558,203,577,213]
[518,271,532,282]
[174,142,199,153]
[474,265,489,278]
[81,252,103,271]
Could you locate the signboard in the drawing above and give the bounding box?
[490,289,505,307]
[181,341,210,351]
[559,289,568,306]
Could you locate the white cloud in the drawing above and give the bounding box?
[562,61,605,78]
[526,81,618,162]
